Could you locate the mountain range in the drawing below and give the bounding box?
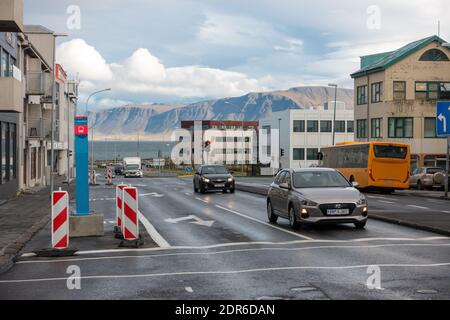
[90,86,354,140]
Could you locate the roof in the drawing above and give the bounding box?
[351,35,447,78]
[24,25,54,34]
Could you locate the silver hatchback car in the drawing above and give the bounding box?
[267,168,368,230]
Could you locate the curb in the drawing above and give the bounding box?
[0,215,51,275]
[394,192,450,201]
[368,214,450,237]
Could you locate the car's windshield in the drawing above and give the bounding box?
[293,171,351,188]
[126,165,140,170]
[202,166,229,174]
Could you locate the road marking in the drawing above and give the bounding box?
[367,196,391,200]
[165,215,214,227]
[140,192,164,198]
[19,236,450,258]
[215,205,313,240]
[17,243,450,265]
[442,211,450,214]
[377,200,395,204]
[185,286,194,293]
[2,262,450,284]
[185,192,192,196]
[408,205,429,210]
[195,197,209,204]
[138,210,171,248]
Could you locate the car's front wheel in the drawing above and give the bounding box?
[289,206,300,230]
[354,221,367,229]
[267,200,278,223]
[193,182,199,193]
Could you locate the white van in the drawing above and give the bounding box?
[123,157,143,178]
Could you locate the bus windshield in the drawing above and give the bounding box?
[373,145,408,159]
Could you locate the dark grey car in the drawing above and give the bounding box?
[266,168,368,230]
[193,165,235,193]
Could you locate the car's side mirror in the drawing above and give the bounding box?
[279,182,290,189]
[352,181,360,188]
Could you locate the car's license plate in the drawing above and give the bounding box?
[327,209,349,216]
[215,184,225,188]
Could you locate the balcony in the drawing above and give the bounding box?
[26,71,52,97]
[67,81,78,99]
[26,118,46,139]
[0,75,23,113]
[0,0,23,32]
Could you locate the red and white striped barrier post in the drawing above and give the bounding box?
[115,184,128,235]
[120,186,143,247]
[52,189,69,249]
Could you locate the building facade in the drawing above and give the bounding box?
[259,105,354,174]
[351,35,450,170]
[180,120,259,169]
[0,0,78,200]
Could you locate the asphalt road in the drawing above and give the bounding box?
[0,176,449,300]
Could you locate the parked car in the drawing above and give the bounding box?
[193,165,235,193]
[410,167,445,190]
[114,164,124,176]
[266,168,368,230]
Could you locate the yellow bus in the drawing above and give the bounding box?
[321,142,410,192]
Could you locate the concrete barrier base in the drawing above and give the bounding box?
[70,214,104,237]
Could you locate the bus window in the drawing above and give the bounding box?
[373,145,407,159]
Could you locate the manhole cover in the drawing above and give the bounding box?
[416,289,438,294]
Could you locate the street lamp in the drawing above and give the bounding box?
[328,84,338,146]
[50,32,68,194]
[278,118,282,170]
[86,88,111,185]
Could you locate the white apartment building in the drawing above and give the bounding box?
[259,104,354,175]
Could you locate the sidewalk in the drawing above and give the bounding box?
[0,177,75,274]
[235,181,450,237]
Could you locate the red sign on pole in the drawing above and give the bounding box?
[74,125,88,135]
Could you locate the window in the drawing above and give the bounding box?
[388,117,413,138]
[335,120,346,133]
[320,120,332,133]
[419,49,449,61]
[1,49,8,77]
[371,82,383,103]
[293,120,305,133]
[307,120,318,133]
[424,117,437,138]
[371,118,382,138]
[306,148,319,161]
[415,81,450,100]
[293,148,305,161]
[393,81,406,101]
[357,85,368,105]
[347,120,354,133]
[356,120,368,139]
[262,125,271,134]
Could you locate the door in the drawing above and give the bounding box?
[278,172,292,216]
[271,171,286,215]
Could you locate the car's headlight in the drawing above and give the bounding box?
[301,199,318,207]
[227,177,234,182]
[356,195,367,205]
[203,178,210,183]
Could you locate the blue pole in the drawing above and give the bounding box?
[74,116,90,215]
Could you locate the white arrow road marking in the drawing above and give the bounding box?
[138,210,171,248]
[438,113,447,133]
[140,192,164,198]
[165,215,215,227]
[185,287,194,293]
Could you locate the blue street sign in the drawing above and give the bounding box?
[185,166,192,174]
[74,116,90,215]
[437,101,450,137]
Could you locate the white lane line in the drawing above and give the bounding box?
[20,236,449,258]
[377,200,395,204]
[195,197,209,204]
[138,210,171,248]
[185,286,194,293]
[17,243,450,265]
[185,192,192,196]
[408,205,429,210]
[2,262,450,284]
[442,211,450,214]
[215,205,313,240]
[367,196,392,200]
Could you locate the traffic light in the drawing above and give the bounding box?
[204,140,212,148]
[280,148,285,157]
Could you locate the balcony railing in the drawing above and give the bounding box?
[26,71,52,96]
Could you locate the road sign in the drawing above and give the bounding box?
[436,101,450,136]
[185,166,192,174]
[74,116,89,215]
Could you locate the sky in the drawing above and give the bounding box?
[24,0,450,110]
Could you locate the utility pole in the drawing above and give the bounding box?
[328,84,338,145]
[278,118,282,170]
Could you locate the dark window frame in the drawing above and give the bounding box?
[393,81,406,101]
[371,82,383,103]
[356,119,368,139]
[388,117,414,138]
[293,120,305,133]
[357,85,368,105]
[320,120,332,133]
[306,120,319,133]
[293,148,305,161]
[371,118,382,138]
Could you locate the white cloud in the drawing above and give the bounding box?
[56,38,266,103]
